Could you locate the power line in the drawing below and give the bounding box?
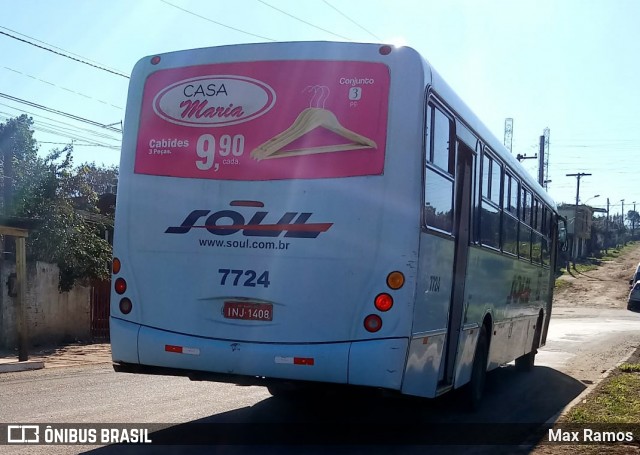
[0,92,122,133]
[0,25,126,73]
[0,105,120,143]
[321,0,381,41]
[256,0,353,41]
[0,112,118,149]
[0,110,119,149]
[0,29,129,79]
[2,66,123,110]
[39,141,119,150]
[160,0,277,41]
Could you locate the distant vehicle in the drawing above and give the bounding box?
[628,281,640,312]
[628,263,640,311]
[110,41,565,408]
[629,263,640,289]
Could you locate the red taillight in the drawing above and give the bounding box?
[112,257,121,274]
[150,55,161,65]
[119,298,132,314]
[379,45,392,55]
[375,293,393,312]
[115,278,127,295]
[364,314,383,332]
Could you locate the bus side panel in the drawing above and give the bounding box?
[110,317,141,364]
[412,234,454,334]
[401,233,454,393]
[461,247,550,371]
[137,325,350,384]
[452,326,479,389]
[401,334,445,397]
[348,338,409,390]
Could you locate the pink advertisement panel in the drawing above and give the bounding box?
[134,60,389,180]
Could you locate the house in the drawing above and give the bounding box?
[558,204,597,259]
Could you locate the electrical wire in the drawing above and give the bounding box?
[0,30,129,79]
[0,25,126,74]
[256,0,353,41]
[0,112,118,149]
[160,0,277,41]
[321,0,381,41]
[2,66,123,110]
[0,93,122,133]
[0,105,121,147]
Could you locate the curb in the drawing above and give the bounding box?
[0,360,45,374]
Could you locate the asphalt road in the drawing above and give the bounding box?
[2,307,640,454]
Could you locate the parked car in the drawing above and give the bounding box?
[628,281,640,312]
[630,263,640,289]
[627,263,640,311]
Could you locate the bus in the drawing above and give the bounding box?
[110,41,564,407]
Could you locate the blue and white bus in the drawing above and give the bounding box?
[110,41,563,407]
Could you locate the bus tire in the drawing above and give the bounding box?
[465,326,489,411]
[515,318,541,372]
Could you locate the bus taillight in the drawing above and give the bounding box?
[386,271,405,290]
[115,278,127,295]
[374,293,393,312]
[112,257,121,274]
[364,314,383,332]
[119,298,132,314]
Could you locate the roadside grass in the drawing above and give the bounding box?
[600,241,637,261]
[554,279,574,292]
[564,363,640,424]
[533,358,640,454]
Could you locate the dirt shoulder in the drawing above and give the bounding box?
[553,243,640,309]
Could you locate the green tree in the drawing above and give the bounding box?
[0,114,39,215]
[0,115,114,291]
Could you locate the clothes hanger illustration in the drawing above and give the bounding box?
[251,86,377,160]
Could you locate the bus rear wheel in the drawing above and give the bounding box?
[465,326,489,411]
[515,318,542,372]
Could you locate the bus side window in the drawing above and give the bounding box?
[502,173,519,256]
[424,104,454,233]
[479,151,501,249]
[519,188,532,261]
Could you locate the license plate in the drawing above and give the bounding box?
[223,301,273,321]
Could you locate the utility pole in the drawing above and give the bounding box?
[621,199,625,245]
[543,128,550,190]
[606,198,610,254]
[504,118,513,153]
[633,201,637,240]
[566,172,592,260]
[538,135,545,186]
[538,128,550,188]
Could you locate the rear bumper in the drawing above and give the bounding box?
[628,299,640,312]
[110,317,408,390]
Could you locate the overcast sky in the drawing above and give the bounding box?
[1,0,638,213]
